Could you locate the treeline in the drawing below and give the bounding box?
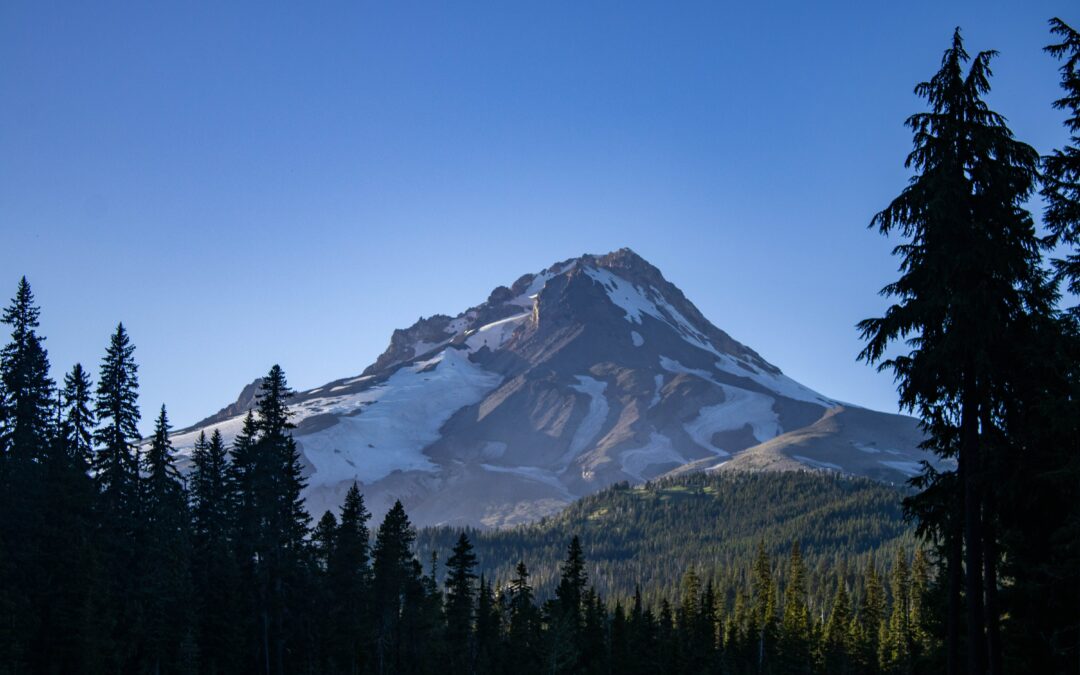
[0,278,936,675]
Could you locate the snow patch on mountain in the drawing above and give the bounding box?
[714,354,832,406]
[464,313,530,351]
[793,455,843,471]
[480,464,574,499]
[661,356,782,450]
[583,267,725,360]
[879,459,922,476]
[562,375,609,467]
[298,348,503,487]
[630,331,644,347]
[619,433,686,480]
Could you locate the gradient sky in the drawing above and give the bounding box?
[1,1,1075,432]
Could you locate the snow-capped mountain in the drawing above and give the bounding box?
[170,248,932,528]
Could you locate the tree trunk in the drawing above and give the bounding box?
[961,370,986,675]
[983,505,1002,675]
[947,525,962,675]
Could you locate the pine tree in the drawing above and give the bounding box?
[884,552,913,673]
[546,536,588,675]
[246,365,311,675]
[0,277,54,670]
[908,548,932,665]
[780,541,811,673]
[0,277,55,464]
[93,323,141,523]
[507,561,541,674]
[327,482,372,674]
[190,428,240,675]
[1044,18,1080,304]
[444,532,478,673]
[312,511,338,573]
[823,580,853,674]
[140,405,194,674]
[859,566,887,670]
[372,500,420,675]
[61,363,95,466]
[751,540,777,670]
[474,575,501,675]
[92,322,142,671]
[858,28,1046,675]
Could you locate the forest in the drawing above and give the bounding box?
[1,17,1080,675]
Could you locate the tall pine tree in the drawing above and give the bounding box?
[858,28,1047,675]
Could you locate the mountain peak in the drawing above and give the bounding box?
[167,249,935,528]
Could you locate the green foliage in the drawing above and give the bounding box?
[418,471,915,602]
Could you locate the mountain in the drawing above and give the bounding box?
[168,248,933,528]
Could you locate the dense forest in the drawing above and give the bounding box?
[417,472,916,603]
[1,17,1080,675]
[0,280,933,675]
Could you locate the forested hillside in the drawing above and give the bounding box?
[417,471,915,603]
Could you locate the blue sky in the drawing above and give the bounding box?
[1,1,1074,431]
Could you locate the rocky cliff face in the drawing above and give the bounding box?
[170,248,933,528]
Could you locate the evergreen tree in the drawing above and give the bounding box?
[444,532,478,673]
[61,363,95,466]
[858,28,1046,675]
[751,540,777,670]
[140,405,194,673]
[507,561,541,674]
[1043,17,1080,304]
[884,552,913,673]
[0,277,55,464]
[0,277,54,670]
[544,537,588,675]
[249,365,311,674]
[92,322,142,671]
[372,500,421,675]
[859,566,887,671]
[780,541,812,673]
[328,482,372,674]
[823,580,853,674]
[93,323,141,522]
[190,428,240,675]
[473,575,501,675]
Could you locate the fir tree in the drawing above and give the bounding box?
[444,532,478,673]
[780,541,811,673]
[0,277,54,670]
[92,322,142,671]
[93,323,141,522]
[858,28,1046,674]
[190,428,240,675]
[61,363,95,466]
[507,561,541,674]
[859,566,887,670]
[1043,18,1080,304]
[372,500,420,675]
[823,581,853,674]
[0,277,55,464]
[327,482,371,674]
[140,405,194,674]
[884,552,913,673]
[751,540,777,670]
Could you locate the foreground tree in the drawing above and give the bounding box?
[140,405,194,672]
[859,28,1050,675]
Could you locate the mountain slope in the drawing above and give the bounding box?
[169,248,934,527]
[416,471,915,602]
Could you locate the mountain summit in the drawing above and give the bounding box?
[170,248,930,527]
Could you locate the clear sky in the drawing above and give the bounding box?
[1,1,1075,432]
